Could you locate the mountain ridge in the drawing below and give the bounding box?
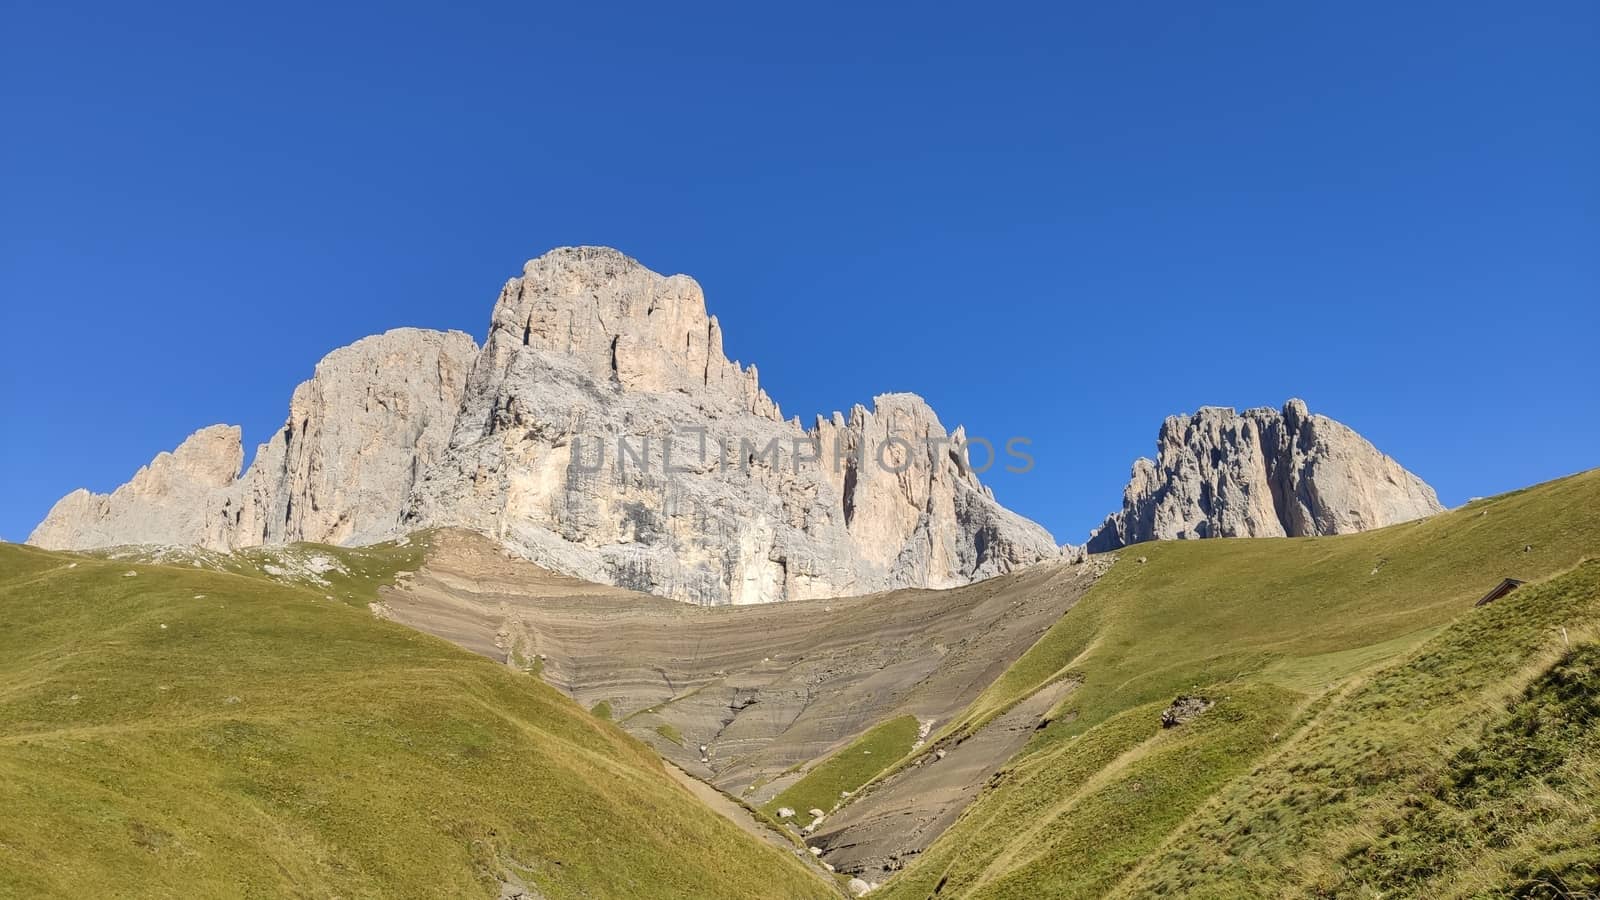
[10,465,1594,897]
[30,247,1060,605]
[29,248,1447,604]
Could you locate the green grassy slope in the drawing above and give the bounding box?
[877,470,1600,899]
[1119,563,1600,898]
[763,715,922,820]
[950,470,1600,745]
[0,543,832,900]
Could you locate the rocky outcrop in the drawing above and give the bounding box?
[231,328,477,547]
[1087,399,1442,552]
[29,328,478,551]
[811,395,1057,590]
[28,424,245,550]
[406,247,1058,604]
[30,248,1059,605]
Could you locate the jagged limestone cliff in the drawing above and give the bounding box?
[1087,399,1442,551]
[29,328,477,551]
[404,247,1058,603]
[30,248,1059,605]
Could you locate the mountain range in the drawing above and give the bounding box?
[6,249,1596,899]
[29,247,1443,606]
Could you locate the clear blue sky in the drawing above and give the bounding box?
[3,1,1596,545]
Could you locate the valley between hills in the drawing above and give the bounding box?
[3,468,1596,898]
[7,252,1596,898]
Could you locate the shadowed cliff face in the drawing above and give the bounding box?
[1088,398,1442,552]
[30,247,1060,606]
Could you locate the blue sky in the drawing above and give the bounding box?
[2,1,1596,545]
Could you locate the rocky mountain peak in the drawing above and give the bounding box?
[473,246,779,422]
[31,249,1060,606]
[410,251,1060,604]
[1088,398,1442,551]
[169,424,246,483]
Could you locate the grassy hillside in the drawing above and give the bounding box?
[5,470,1595,899]
[876,469,1600,899]
[0,542,832,900]
[1120,563,1600,898]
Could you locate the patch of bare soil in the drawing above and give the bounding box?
[807,678,1078,883]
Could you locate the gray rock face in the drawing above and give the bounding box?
[231,328,478,547]
[28,424,245,550]
[29,328,478,552]
[406,247,1058,604]
[30,247,1059,605]
[1087,399,1442,552]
